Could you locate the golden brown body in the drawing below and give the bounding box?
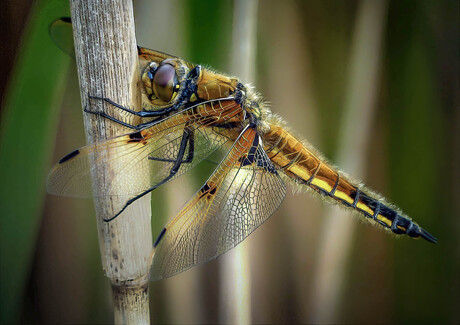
[137,46,437,243]
[262,125,434,241]
[47,47,437,280]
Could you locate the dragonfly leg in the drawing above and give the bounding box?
[83,106,139,130]
[184,130,195,162]
[103,128,193,222]
[85,95,182,130]
[148,129,194,163]
[88,95,178,117]
[83,104,169,130]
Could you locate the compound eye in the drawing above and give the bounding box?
[152,63,176,102]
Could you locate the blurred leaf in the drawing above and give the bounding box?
[0,0,71,322]
[49,17,74,57]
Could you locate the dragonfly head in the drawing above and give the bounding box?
[141,57,231,114]
[141,58,187,106]
[140,51,256,126]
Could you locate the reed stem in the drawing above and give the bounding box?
[70,1,152,323]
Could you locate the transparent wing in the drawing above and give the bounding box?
[48,23,177,64]
[46,112,238,199]
[137,46,180,69]
[150,126,287,280]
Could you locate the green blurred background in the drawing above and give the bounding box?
[0,0,458,323]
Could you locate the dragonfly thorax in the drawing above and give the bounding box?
[236,82,271,134]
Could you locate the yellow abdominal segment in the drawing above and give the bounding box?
[262,124,399,232]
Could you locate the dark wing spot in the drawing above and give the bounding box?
[129,131,144,139]
[128,131,145,143]
[153,228,167,247]
[201,184,211,193]
[59,149,80,164]
[199,183,217,198]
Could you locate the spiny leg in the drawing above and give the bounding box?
[103,127,194,222]
[83,106,140,130]
[85,95,171,130]
[88,95,177,117]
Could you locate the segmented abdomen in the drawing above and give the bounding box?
[262,125,436,243]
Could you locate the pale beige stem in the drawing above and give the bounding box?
[70,1,152,324]
[310,0,388,323]
[219,1,258,324]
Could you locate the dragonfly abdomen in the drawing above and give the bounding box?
[263,125,437,243]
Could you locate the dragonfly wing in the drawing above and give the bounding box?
[137,46,185,71]
[46,123,230,199]
[150,126,287,280]
[49,24,178,65]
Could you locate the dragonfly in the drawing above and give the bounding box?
[47,46,437,281]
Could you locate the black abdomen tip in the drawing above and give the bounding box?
[419,228,438,244]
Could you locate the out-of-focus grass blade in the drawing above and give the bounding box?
[0,0,71,323]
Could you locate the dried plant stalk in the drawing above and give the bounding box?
[70,0,152,323]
